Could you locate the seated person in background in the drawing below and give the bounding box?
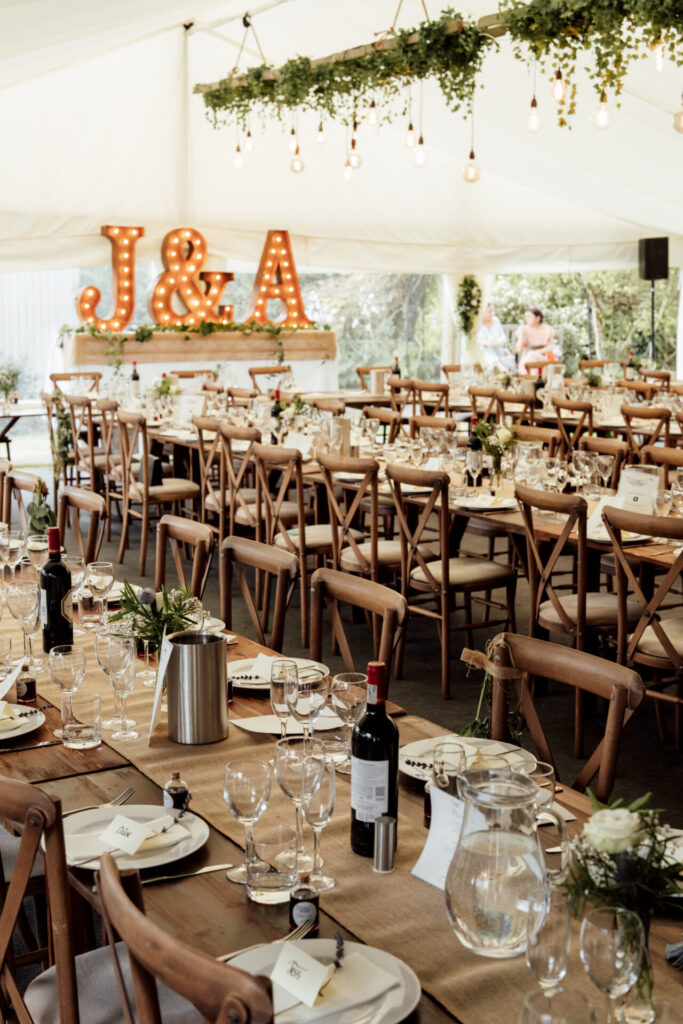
[516,307,555,375]
[477,303,516,373]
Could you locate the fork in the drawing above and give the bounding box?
[63,785,136,819]
[217,920,314,962]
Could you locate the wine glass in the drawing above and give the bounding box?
[273,737,325,871]
[653,489,673,543]
[330,672,367,774]
[14,581,42,672]
[580,907,644,1024]
[466,449,482,494]
[519,987,596,1023]
[47,645,86,738]
[526,887,571,993]
[223,759,271,886]
[671,479,683,515]
[302,757,336,892]
[0,531,26,581]
[26,534,49,569]
[95,630,136,731]
[86,561,114,621]
[432,741,467,797]
[529,761,556,811]
[109,656,138,740]
[285,667,329,738]
[64,555,86,636]
[597,454,615,491]
[270,658,298,739]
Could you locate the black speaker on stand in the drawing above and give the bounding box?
[638,238,669,362]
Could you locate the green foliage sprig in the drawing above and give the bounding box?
[583,368,602,388]
[0,359,22,400]
[460,640,524,743]
[198,10,493,128]
[27,480,56,535]
[108,582,200,654]
[456,275,482,337]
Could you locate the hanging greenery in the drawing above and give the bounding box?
[197,9,494,128]
[456,275,482,336]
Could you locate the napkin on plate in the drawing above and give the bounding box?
[250,653,276,681]
[0,701,20,730]
[272,951,399,1023]
[66,817,188,864]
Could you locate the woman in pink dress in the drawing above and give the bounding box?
[515,308,555,375]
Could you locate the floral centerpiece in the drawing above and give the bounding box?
[472,420,516,485]
[0,359,21,409]
[151,374,181,400]
[273,393,309,421]
[108,582,201,654]
[561,792,683,1015]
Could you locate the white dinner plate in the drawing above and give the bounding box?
[0,705,46,741]
[62,804,209,871]
[451,495,517,512]
[399,734,536,782]
[231,709,344,736]
[228,657,330,692]
[203,617,226,634]
[229,939,421,1024]
[107,581,142,605]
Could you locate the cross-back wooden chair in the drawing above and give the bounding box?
[63,394,104,489]
[117,410,200,576]
[96,854,273,1024]
[0,458,10,525]
[641,369,670,391]
[2,470,47,528]
[361,405,400,444]
[514,425,562,458]
[616,379,658,402]
[318,453,378,578]
[578,359,610,372]
[219,423,261,537]
[640,443,683,487]
[387,377,417,431]
[248,365,292,394]
[94,398,122,539]
[495,389,535,426]
[442,363,461,379]
[155,514,215,599]
[57,486,107,564]
[202,380,224,395]
[386,462,516,699]
[356,365,392,390]
[312,397,346,416]
[619,403,671,462]
[413,380,449,417]
[49,371,101,394]
[41,390,74,500]
[193,415,226,539]
[226,387,258,408]
[524,360,553,377]
[466,632,644,803]
[603,504,683,747]
[578,436,629,489]
[220,536,298,653]
[409,415,456,438]
[310,567,406,685]
[171,369,217,381]
[468,386,497,422]
[551,396,593,455]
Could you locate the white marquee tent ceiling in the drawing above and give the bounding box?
[1,0,682,275]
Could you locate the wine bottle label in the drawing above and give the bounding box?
[40,589,47,627]
[61,590,74,623]
[367,683,378,704]
[291,901,317,926]
[351,756,389,822]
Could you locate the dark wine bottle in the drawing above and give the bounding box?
[392,355,401,378]
[40,526,73,652]
[131,361,140,382]
[350,662,398,858]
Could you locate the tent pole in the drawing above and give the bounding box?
[677,269,683,380]
[650,278,656,363]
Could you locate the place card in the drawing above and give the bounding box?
[147,634,173,743]
[251,652,275,680]
[271,943,335,1008]
[411,787,469,890]
[99,813,173,856]
[0,663,23,702]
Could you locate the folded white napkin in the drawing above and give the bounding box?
[0,700,20,730]
[251,653,276,681]
[273,951,399,1023]
[66,819,188,864]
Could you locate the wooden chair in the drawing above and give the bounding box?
[312,397,346,416]
[170,369,217,381]
[473,632,644,802]
[310,567,407,685]
[226,387,258,408]
[41,390,74,501]
[514,425,562,458]
[616,379,658,402]
[641,369,670,391]
[578,359,610,372]
[96,853,273,1024]
[386,463,516,699]
[361,405,400,445]
[220,536,298,653]
[551,396,593,455]
[248,365,292,394]
[409,415,456,438]
[155,515,215,599]
[641,443,683,487]
[318,454,379,578]
[495,389,535,426]
[2,470,47,528]
[94,398,123,539]
[468,386,497,422]
[63,394,105,489]
[356,365,391,390]
[117,410,200,576]
[220,423,260,537]
[387,377,417,431]
[603,504,683,746]
[524,360,552,376]
[442,363,461,379]
[619,403,671,462]
[193,415,225,540]
[413,380,449,417]
[0,458,10,526]
[202,380,224,394]
[578,436,629,489]
[49,371,101,394]
[57,486,107,564]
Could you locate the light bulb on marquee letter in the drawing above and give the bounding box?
[149,228,234,326]
[244,230,312,327]
[76,225,144,330]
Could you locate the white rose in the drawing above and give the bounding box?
[582,808,644,854]
[496,426,512,445]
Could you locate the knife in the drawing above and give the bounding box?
[140,863,234,885]
[0,739,62,753]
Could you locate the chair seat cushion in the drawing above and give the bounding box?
[275,524,363,551]
[464,520,507,539]
[147,479,200,500]
[360,495,395,514]
[538,594,642,630]
[340,539,436,571]
[632,614,683,659]
[205,487,256,511]
[0,825,44,879]
[25,941,202,1024]
[410,557,513,586]
[234,500,299,527]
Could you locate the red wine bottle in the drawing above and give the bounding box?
[40,526,73,652]
[350,662,398,857]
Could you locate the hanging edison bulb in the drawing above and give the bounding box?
[673,92,683,134]
[351,119,359,145]
[234,145,243,169]
[462,149,480,183]
[551,70,566,103]
[653,41,665,72]
[289,126,298,153]
[290,144,305,173]
[343,157,353,181]
[405,121,416,148]
[414,135,427,167]
[349,138,362,170]
[367,99,379,126]
[245,130,254,152]
[527,96,541,132]
[593,92,610,130]
[317,121,326,145]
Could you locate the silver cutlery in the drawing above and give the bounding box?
[0,739,61,753]
[141,863,235,885]
[217,920,314,962]
[63,785,136,818]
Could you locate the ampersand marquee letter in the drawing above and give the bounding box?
[77,225,144,330]
[244,230,312,327]
[149,228,233,326]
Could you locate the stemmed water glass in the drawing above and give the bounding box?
[671,478,683,516]
[466,449,482,494]
[270,659,298,739]
[273,737,325,871]
[285,668,329,738]
[580,907,644,1024]
[302,757,336,892]
[597,454,615,491]
[653,489,673,543]
[529,761,556,811]
[64,555,86,636]
[95,630,136,731]
[330,672,367,774]
[109,656,138,740]
[86,561,114,622]
[26,534,49,569]
[14,581,42,672]
[47,645,86,738]
[223,758,271,885]
[526,886,571,994]
[0,531,26,581]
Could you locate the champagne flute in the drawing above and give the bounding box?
[580,907,644,1024]
[519,987,596,1023]
[526,887,571,994]
[273,737,324,871]
[109,657,138,740]
[86,561,114,623]
[14,581,42,672]
[47,645,86,738]
[330,672,367,774]
[26,534,49,569]
[653,489,673,544]
[64,555,86,636]
[223,759,271,885]
[0,531,26,581]
[285,667,329,738]
[95,630,136,731]
[597,454,615,491]
[270,659,298,739]
[302,757,336,892]
[466,449,482,494]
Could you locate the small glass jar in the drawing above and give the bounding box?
[289,877,319,937]
[16,662,36,705]
[163,770,190,814]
